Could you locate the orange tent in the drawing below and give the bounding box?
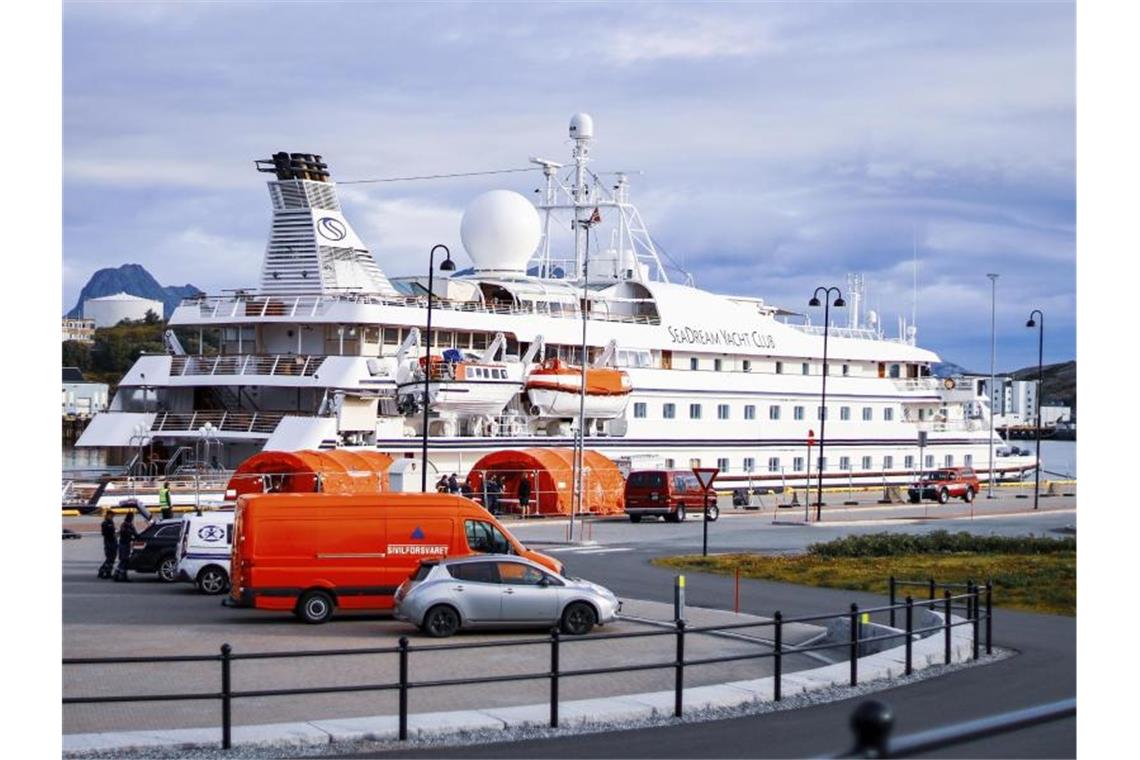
[227,449,393,496]
[466,448,625,516]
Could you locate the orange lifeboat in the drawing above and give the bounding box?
[525,358,632,419]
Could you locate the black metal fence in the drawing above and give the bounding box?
[63,578,992,750]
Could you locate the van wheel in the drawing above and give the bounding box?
[197,565,229,595]
[424,605,461,638]
[296,590,335,624]
[938,488,950,505]
[963,487,975,503]
[669,505,686,523]
[705,504,719,522]
[157,555,178,583]
[629,514,642,523]
[561,602,597,635]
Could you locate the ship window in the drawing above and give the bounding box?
[925,455,935,468]
[633,402,647,419]
[689,458,701,469]
[840,406,851,421]
[905,455,914,470]
[889,364,901,378]
[663,403,676,419]
[884,408,894,421]
[817,406,828,421]
[842,364,850,376]
[665,458,675,468]
[743,457,755,472]
[689,404,702,419]
[776,361,784,374]
[769,405,780,421]
[862,456,872,470]
[717,404,729,420]
[768,457,780,473]
[793,456,804,472]
[819,457,827,472]
[802,362,810,375]
[717,457,730,472]
[742,360,751,372]
[884,456,894,470]
[690,357,699,370]
[714,358,723,372]
[840,456,851,471]
[964,454,973,466]
[862,407,873,421]
[794,406,805,421]
[945,455,954,467]
[744,405,756,420]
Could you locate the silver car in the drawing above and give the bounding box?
[394,556,621,638]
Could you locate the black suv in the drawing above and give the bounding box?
[127,519,183,582]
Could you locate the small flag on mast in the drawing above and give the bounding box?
[588,207,602,225]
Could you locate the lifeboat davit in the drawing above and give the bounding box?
[525,358,632,419]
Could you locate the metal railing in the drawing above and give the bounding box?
[836,697,1075,757]
[151,411,285,435]
[169,354,322,378]
[63,579,991,750]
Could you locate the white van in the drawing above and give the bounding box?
[176,511,235,594]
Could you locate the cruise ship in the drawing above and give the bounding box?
[77,114,1036,494]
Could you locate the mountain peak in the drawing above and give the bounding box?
[65,264,202,320]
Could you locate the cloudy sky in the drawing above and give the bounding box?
[63,1,1074,372]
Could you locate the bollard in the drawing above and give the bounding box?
[971,584,981,660]
[889,575,897,628]
[848,700,895,758]
[398,637,409,741]
[674,618,686,717]
[905,596,914,676]
[674,575,685,622]
[734,567,740,613]
[549,628,560,728]
[220,643,232,750]
[929,577,936,601]
[773,611,783,702]
[849,603,859,686]
[986,581,993,655]
[943,589,952,665]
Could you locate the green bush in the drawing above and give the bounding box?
[807,530,1075,558]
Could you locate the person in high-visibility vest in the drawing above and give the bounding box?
[159,481,173,520]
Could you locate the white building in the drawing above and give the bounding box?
[63,367,108,417]
[83,292,164,328]
[1039,405,1072,425]
[62,317,96,342]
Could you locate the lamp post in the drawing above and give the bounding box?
[808,286,845,520]
[986,273,999,499]
[421,244,456,492]
[1026,310,1044,510]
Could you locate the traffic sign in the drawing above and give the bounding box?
[692,467,719,491]
[807,429,816,447]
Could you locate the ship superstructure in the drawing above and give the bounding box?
[78,116,1036,489]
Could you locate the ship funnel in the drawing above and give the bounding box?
[255,151,330,182]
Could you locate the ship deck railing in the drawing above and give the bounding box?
[181,293,661,326]
[788,323,909,342]
[169,354,321,378]
[151,410,285,436]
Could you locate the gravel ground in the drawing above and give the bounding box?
[62,648,1014,759]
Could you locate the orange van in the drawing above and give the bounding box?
[227,492,562,623]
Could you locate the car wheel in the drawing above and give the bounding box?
[629,514,642,523]
[938,488,950,504]
[908,495,921,504]
[157,555,178,583]
[197,565,229,595]
[296,590,335,624]
[963,487,975,503]
[705,504,719,522]
[423,604,461,638]
[560,601,597,636]
[675,505,687,523]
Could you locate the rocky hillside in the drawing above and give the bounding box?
[1010,360,1076,411]
[65,263,202,319]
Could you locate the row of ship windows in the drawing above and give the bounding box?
[632,402,896,422]
[665,454,974,474]
[692,358,868,376]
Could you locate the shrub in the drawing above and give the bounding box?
[806,531,1075,558]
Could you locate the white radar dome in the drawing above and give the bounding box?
[460,190,541,273]
[569,113,594,140]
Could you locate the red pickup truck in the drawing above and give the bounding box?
[907,467,981,504]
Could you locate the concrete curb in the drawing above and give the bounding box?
[63,609,974,756]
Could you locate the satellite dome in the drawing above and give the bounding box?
[460,190,541,273]
[569,113,594,140]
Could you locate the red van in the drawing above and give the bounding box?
[227,492,562,623]
[623,470,719,523]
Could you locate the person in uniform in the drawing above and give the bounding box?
[113,513,138,582]
[158,481,173,520]
[517,476,532,517]
[98,512,116,579]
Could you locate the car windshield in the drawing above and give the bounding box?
[919,471,950,481]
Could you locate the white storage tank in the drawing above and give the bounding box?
[82,292,165,327]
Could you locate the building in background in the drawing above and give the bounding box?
[62,317,96,343]
[83,292,164,328]
[63,367,109,417]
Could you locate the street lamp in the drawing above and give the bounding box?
[421,244,456,492]
[1025,309,1044,510]
[808,286,845,520]
[986,273,999,499]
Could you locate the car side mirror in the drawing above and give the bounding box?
[538,577,551,587]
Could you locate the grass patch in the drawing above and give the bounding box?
[653,531,1075,616]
